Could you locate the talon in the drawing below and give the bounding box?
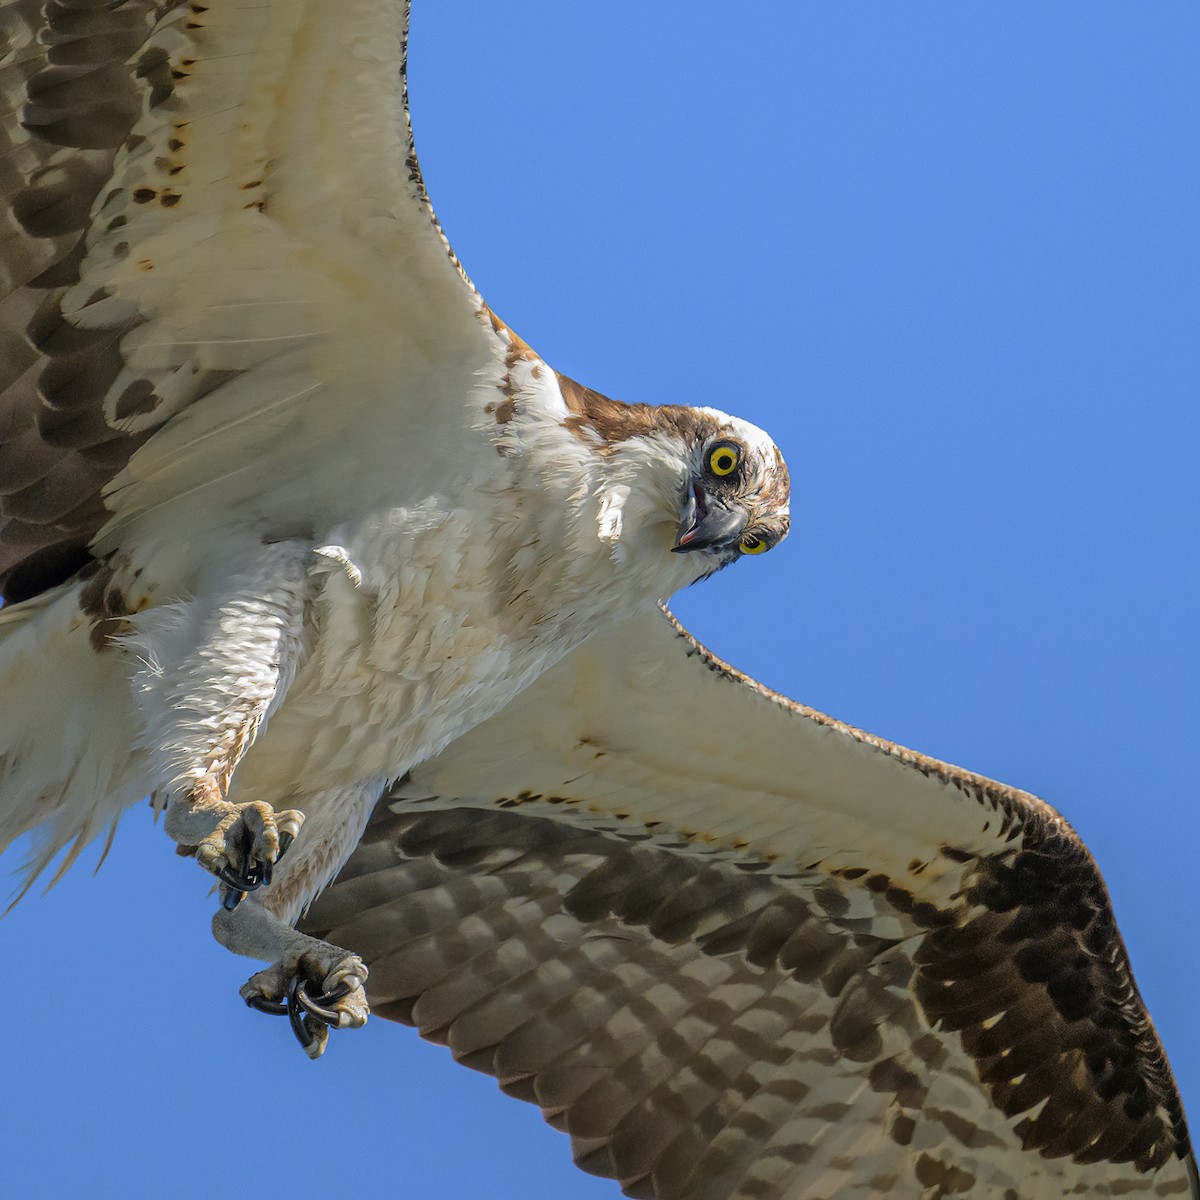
[220,885,247,912]
[245,993,288,1016]
[293,981,351,1024]
[183,801,302,895]
[241,950,366,1058]
[215,860,266,894]
[277,823,299,858]
[286,976,327,1055]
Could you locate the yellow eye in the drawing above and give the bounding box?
[708,443,741,477]
[739,534,768,555]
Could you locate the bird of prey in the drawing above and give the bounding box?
[0,0,790,1047]
[0,4,1194,1200]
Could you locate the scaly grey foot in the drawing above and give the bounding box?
[242,950,369,1059]
[168,789,303,909]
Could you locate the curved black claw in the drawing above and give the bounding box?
[215,859,268,895]
[245,975,352,1054]
[286,976,328,1053]
[245,993,288,1016]
[293,981,351,1025]
[215,828,294,908]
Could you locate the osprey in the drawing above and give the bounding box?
[0,4,1193,1200]
[0,0,790,1044]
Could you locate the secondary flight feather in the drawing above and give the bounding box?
[0,3,1192,1198]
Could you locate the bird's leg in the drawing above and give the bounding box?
[132,540,311,904]
[213,896,369,1060]
[211,774,382,1056]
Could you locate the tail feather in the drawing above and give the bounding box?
[0,583,148,901]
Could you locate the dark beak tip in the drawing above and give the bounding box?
[673,500,746,554]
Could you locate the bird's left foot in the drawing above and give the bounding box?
[241,949,369,1059]
[167,783,304,911]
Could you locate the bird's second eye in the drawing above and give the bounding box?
[708,443,741,477]
[739,534,768,555]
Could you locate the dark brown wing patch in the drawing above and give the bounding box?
[305,797,1197,1197]
[0,1,174,603]
[916,827,1191,1174]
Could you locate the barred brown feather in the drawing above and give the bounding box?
[304,608,1197,1200]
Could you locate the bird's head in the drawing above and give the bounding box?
[556,377,789,588]
[668,407,790,572]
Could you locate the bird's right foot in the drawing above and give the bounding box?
[242,949,369,1059]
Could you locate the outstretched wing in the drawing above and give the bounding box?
[303,607,1196,1200]
[0,0,507,603]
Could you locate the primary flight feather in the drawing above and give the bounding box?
[0,3,1192,1198]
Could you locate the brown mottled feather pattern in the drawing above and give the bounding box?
[482,310,715,452]
[2,4,1191,1196]
[306,804,1194,1198]
[0,0,477,606]
[557,369,723,453]
[303,608,1196,1200]
[0,1,174,602]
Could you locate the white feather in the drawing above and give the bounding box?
[0,588,148,897]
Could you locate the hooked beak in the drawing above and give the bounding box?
[672,481,747,552]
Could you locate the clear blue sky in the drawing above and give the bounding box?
[4,4,1197,1197]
